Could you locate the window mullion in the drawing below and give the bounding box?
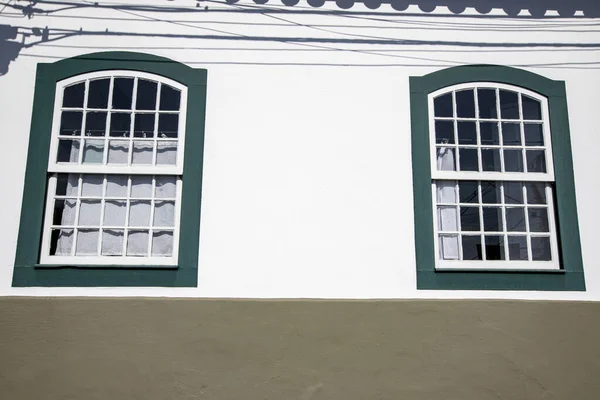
[71,174,84,256]
[478,181,486,261]
[96,174,107,256]
[147,176,156,257]
[500,183,509,260]
[152,83,161,166]
[523,184,533,261]
[122,176,132,256]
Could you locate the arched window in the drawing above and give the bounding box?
[42,71,186,265]
[12,52,207,287]
[410,65,584,291]
[429,83,557,269]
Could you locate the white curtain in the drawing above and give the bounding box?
[436,181,459,260]
[436,147,455,171]
[55,174,175,257]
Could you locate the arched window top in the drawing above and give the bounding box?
[428,82,554,181]
[49,70,188,174]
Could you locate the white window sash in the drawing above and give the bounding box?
[428,82,556,182]
[39,175,183,266]
[47,70,188,176]
[40,69,187,265]
[430,180,560,271]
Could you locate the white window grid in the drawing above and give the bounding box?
[429,82,555,182]
[432,180,559,270]
[40,71,187,266]
[428,83,559,271]
[48,70,187,175]
[40,174,182,266]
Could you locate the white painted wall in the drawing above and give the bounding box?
[1,1,599,299]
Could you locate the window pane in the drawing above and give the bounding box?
[434,93,453,117]
[499,90,519,119]
[112,78,134,110]
[508,236,528,260]
[156,142,178,165]
[154,201,176,227]
[132,141,153,165]
[107,141,129,164]
[506,207,526,232]
[526,183,546,204]
[435,120,454,144]
[457,122,477,145]
[485,235,505,260]
[526,150,546,173]
[437,181,457,204]
[79,200,102,225]
[158,114,179,138]
[462,235,482,260]
[436,147,456,171]
[456,90,475,118]
[88,78,110,109]
[479,122,499,145]
[57,139,80,163]
[56,174,79,196]
[75,229,99,255]
[439,235,459,260]
[106,175,129,197]
[528,208,549,232]
[481,149,501,172]
[63,82,85,108]
[85,112,107,136]
[501,123,521,145]
[483,207,503,231]
[504,150,524,172]
[524,124,544,146]
[134,114,155,138]
[152,231,174,256]
[127,230,149,256]
[459,148,478,171]
[129,200,151,226]
[503,182,523,204]
[53,199,76,226]
[101,230,124,256]
[60,111,83,136]
[481,181,502,204]
[460,206,480,231]
[110,113,131,138]
[50,228,74,256]
[522,95,542,120]
[458,181,478,203]
[155,176,177,199]
[131,176,152,198]
[81,175,103,197]
[160,85,181,111]
[82,139,105,164]
[136,79,158,110]
[477,88,497,119]
[531,237,551,261]
[104,201,127,226]
[438,206,458,231]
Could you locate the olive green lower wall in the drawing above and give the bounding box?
[1,299,599,400]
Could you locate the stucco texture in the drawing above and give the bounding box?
[0,298,598,399]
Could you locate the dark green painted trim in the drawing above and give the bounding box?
[12,51,207,287]
[410,65,585,291]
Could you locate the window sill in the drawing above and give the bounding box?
[417,269,584,291]
[34,263,178,269]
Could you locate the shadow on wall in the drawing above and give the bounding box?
[0,25,20,76]
[1,0,600,75]
[302,0,600,17]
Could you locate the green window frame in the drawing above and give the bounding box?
[410,65,585,291]
[12,51,207,287]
